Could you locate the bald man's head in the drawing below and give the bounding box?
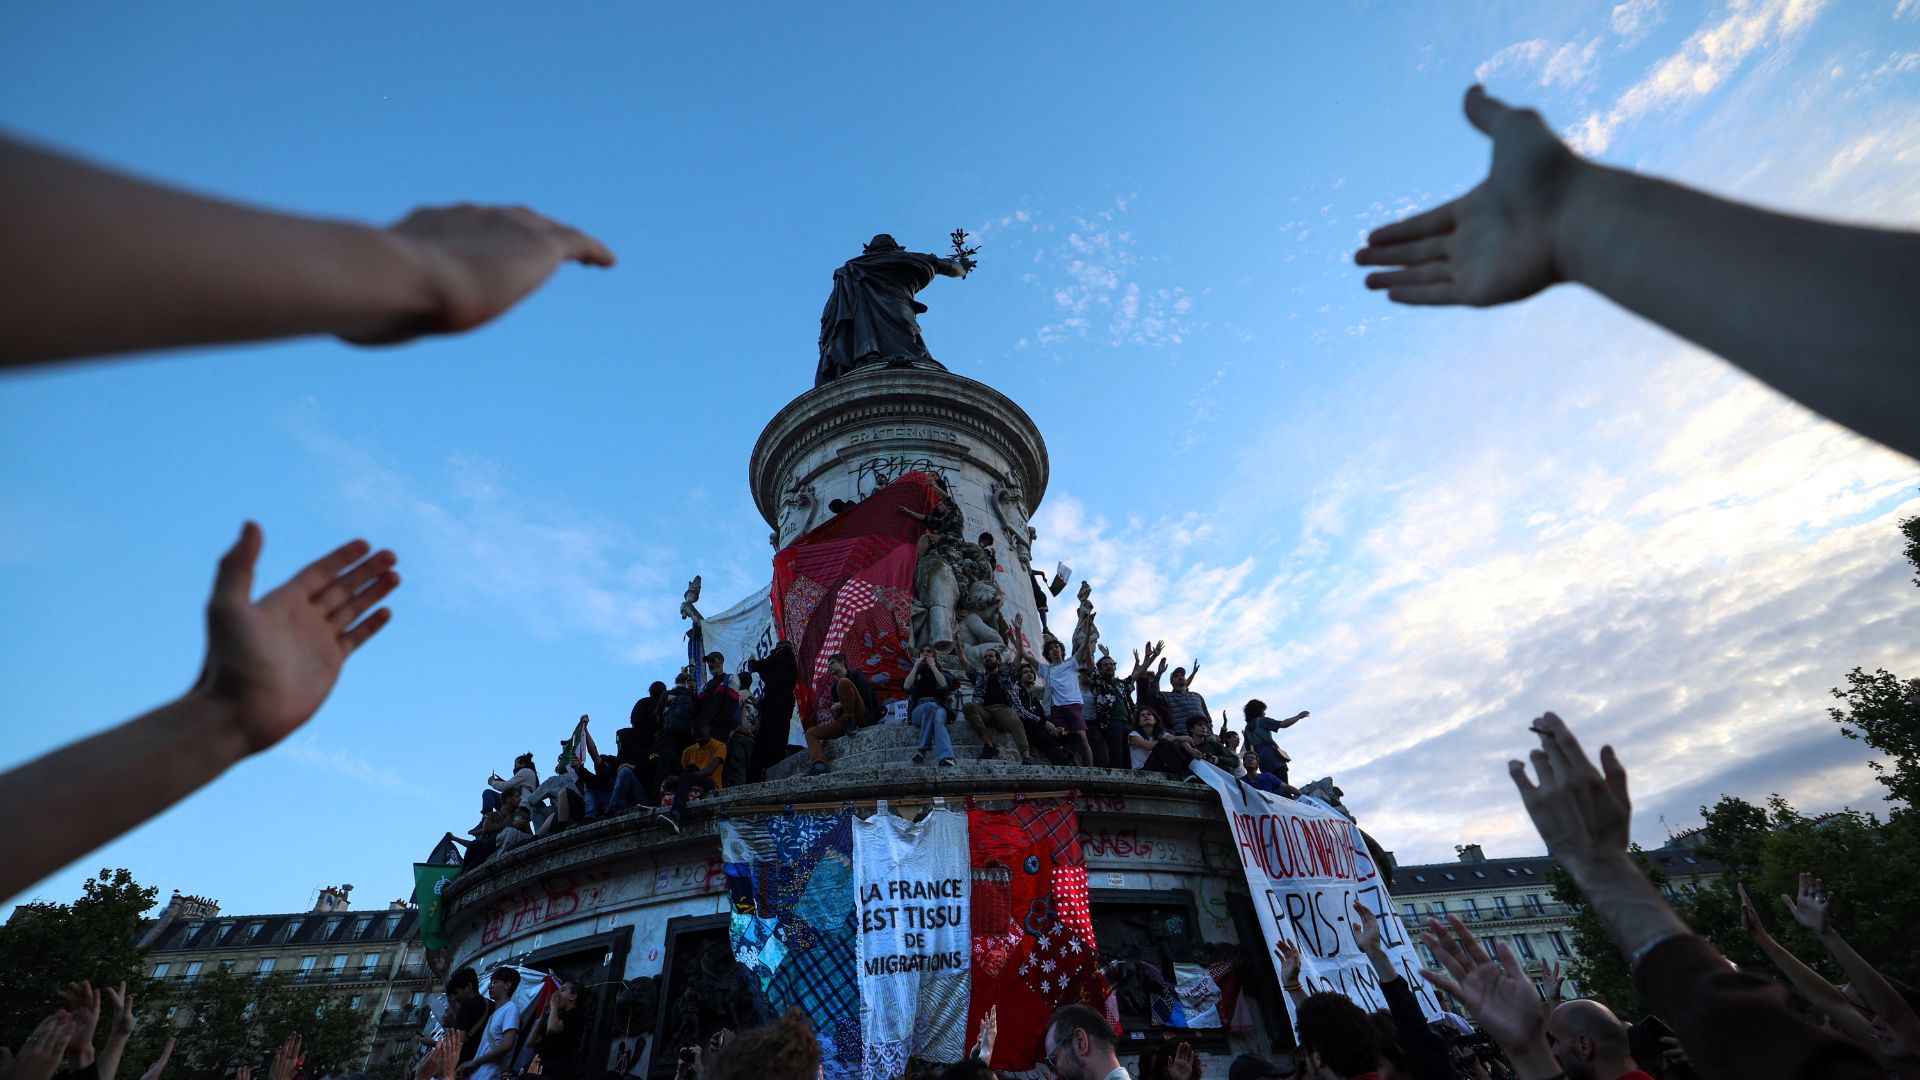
[1547,1000,1634,1080]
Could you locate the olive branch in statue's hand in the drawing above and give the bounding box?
[950,229,980,275]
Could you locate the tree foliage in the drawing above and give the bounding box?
[1830,667,1920,816]
[155,965,371,1077]
[0,868,158,1048]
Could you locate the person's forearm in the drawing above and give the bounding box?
[1815,927,1920,1040]
[98,1032,131,1080]
[0,137,443,365]
[0,687,248,900]
[1557,161,1920,461]
[1562,850,1691,965]
[1753,933,1850,1014]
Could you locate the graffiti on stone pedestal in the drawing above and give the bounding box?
[480,869,622,947]
[853,455,954,497]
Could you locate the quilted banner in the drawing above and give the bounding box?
[772,473,937,727]
[853,804,971,1080]
[965,799,1114,1072]
[721,809,865,1080]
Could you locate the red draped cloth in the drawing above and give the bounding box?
[966,799,1117,1071]
[772,471,939,727]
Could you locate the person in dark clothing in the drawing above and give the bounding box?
[655,672,697,797]
[695,651,740,739]
[725,718,757,787]
[746,641,798,781]
[521,978,586,1078]
[1085,647,1134,770]
[1351,901,1454,1080]
[444,968,488,1066]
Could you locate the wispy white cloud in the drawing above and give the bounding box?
[292,421,685,666]
[1477,37,1605,88]
[1611,0,1668,45]
[1008,197,1202,350]
[280,734,430,798]
[1570,0,1828,154]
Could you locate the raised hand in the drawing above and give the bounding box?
[137,1037,175,1080]
[1097,644,1111,661]
[1352,899,1384,955]
[1507,712,1630,875]
[7,1012,76,1080]
[1167,1042,1197,1080]
[104,983,134,1040]
[1419,916,1547,1052]
[972,1005,997,1062]
[267,1034,301,1080]
[525,1056,543,1076]
[437,1032,461,1080]
[1273,937,1302,985]
[1356,85,1580,307]
[1781,872,1833,936]
[54,982,100,1065]
[342,205,615,346]
[1738,882,1771,939]
[199,523,400,753]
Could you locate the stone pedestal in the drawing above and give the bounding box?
[750,366,1055,652]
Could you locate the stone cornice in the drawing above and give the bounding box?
[748,368,1049,527]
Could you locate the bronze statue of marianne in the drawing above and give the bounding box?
[815,233,973,387]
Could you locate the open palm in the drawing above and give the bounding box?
[198,523,399,752]
[1420,915,1545,1049]
[1357,86,1580,307]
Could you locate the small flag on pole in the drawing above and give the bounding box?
[1049,562,1072,597]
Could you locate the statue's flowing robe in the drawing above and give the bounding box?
[816,250,944,386]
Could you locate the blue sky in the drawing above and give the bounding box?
[3,0,1918,918]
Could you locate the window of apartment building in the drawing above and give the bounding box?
[409,991,426,1008]
[349,996,363,1010]
[1548,931,1571,957]
[354,917,373,938]
[244,921,266,944]
[220,958,236,972]
[215,923,235,944]
[184,961,203,983]
[282,918,304,942]
[1432,900,1447,916]
[324,916,344,939]
[152,962,170,979]
[1531,978,1547,1001]
[361,951,381,974]
[1464,898,1481,921]
[1493,896,1511,918]
[385,913,403,937]
[257,957,277,979]
[1526,894,1545,916]
[330,954,348,975]
[1417,943,1436,966]
[1401,903,1419,920]
[1514,934,1536,960]
[299,955,317,975]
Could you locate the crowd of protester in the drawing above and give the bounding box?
[4,70,1920,1080]
[442,631,1323,868]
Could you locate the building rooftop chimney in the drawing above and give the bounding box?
[1455,844,1486,863]
[312,884,355,912]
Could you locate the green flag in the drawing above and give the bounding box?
[414,862,461,950]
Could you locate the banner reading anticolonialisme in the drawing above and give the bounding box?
[1190,762,1443,1030]
[721,809,864,1080]
[853,804,971,1080]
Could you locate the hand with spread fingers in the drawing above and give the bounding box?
[7,1012,77,1080]
[1781,872,1834,936]
[266,1034,301,1080]
[54,982,100,1067]
[1507,711,1631,876]
[1418,916,1555,1074]
[1356,85,1578,308]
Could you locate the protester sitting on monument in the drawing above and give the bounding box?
[1182,714,1237,773]
[963,648,1041,765]
[1355,86,1920,464]
[1242,700,1307,781]
[672,717,727,822]
[900,494,965,557]
[802,654,867,776]
[1218,728,1247,777]
[1293,992,1384,1080]
[452,786,530,867]
[905,644,958,767]
[725,717,758,788]
[1041,1004,1129,1080]
[484,754,539,814]
[1160,667,1209,737]
[1086,645,1135,770]
[1127,709,1170,771]
[1429,711,1885,1079]
[1241,751,1296,798]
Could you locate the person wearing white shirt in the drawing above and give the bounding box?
[457,968,521,1080]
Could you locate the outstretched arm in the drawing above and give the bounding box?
[1357,86,1920,463]
[1782,874,1920,1051]
[1738,884,1879,1054]
[0,135,613,366]
[0,523,398,901]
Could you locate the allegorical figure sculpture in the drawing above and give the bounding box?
[815,232,976,387]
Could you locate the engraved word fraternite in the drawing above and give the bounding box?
[815,233,972,387]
